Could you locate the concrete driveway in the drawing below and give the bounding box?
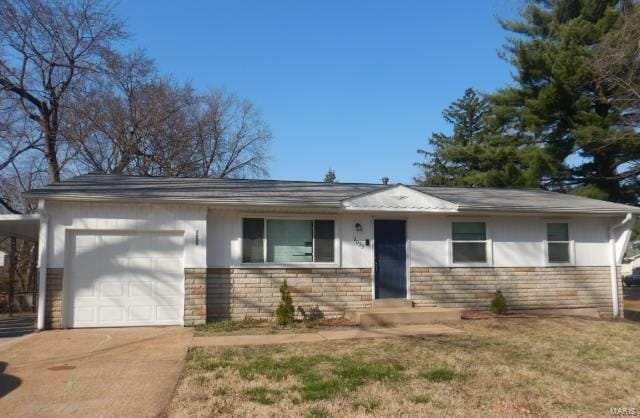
[0,326,193,418]
[624,285,640,321]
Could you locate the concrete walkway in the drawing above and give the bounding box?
[193,323,462,347]
[0,326,193,418]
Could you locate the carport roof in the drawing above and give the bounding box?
[22,173,640,215]
[0,214,40,241]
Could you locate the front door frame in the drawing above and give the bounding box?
[372,218,410,300]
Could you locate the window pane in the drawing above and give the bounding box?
[452,222,486,241]
[452,242,487,263]
[267,220,313,262]
[548,242,570,263]
[547,223,569,241]
[314,220,335,262]
[242,218,264,263]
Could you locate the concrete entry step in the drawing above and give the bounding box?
[345,306,462,326]
[372,298,414,308]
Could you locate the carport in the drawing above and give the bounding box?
[0,214,40,336]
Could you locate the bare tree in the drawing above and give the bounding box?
[0,0,125,182]
[0,0,271,216]
[68,72,272,178]
[194,89,271,178]
[64,49,202,176]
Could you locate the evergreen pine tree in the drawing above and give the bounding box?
[493,0,640,202]
[323,169,337,183]
[415,88,551,187]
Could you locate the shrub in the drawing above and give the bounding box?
[275,279,295,326]
[490,290,508,315]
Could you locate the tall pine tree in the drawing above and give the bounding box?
[493,0,640,203]
[415,88,553,187]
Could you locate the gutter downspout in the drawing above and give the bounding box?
[609,213,633,319]
[36,199,48,330]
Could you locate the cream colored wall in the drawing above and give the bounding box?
[46,201,207,268]
[206,209,624,268]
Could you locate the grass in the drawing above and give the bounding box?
[410,394,431,404]
[418,366,457,382]
[351,397,380,413]
[306,406,330,418]
[167,317,640,417]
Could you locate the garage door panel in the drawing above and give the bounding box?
[157,305,180,321]
[99,306,124,322]
[100,281,124,297]
[156,281,181,296]
[74,282,97,298]
[129,306,152,321]
[128,281,153,297]
[68,231,185,328]
[73,306,96,323]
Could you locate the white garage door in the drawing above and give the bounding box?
[67,231,185,328]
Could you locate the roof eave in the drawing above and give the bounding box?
[457,205,640,215]
[24,193,344,209]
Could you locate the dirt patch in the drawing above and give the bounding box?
[47,364,76,371]
[168,317,640,417]
[196,318,358,337]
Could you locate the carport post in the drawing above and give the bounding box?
[36,200,47,330]
[8,236,16,318]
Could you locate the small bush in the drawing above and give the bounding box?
[276,279,295,326]
[490,289,508,315]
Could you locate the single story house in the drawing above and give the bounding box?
[5,174,638,329]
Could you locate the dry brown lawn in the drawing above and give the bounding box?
[167,317,640,417]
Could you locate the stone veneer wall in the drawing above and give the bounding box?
[184,268,207,326]
[410,266,623,318]
[207,268,372,321]
[45,268,64,329]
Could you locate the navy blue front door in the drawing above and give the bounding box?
[374,220,407,299]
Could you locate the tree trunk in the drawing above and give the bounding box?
[42,113,61,183]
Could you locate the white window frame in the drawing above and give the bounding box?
[543,221,575,266]
[448,219,493,267]
[239,215,339,267]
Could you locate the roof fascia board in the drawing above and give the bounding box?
[29,195,342,211]
[456,208,639,217]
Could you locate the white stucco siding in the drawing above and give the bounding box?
[408,215,449,267]
[339,214,373,268]
[46,201,207,268]
[490,217,546,267]
[207,209,238,267]
[572,217,611,266]
[206,209,620,268]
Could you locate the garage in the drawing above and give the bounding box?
[66,231,185,328]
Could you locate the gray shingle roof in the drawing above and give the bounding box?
[23,174,640,215]
[414,186,640,214]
